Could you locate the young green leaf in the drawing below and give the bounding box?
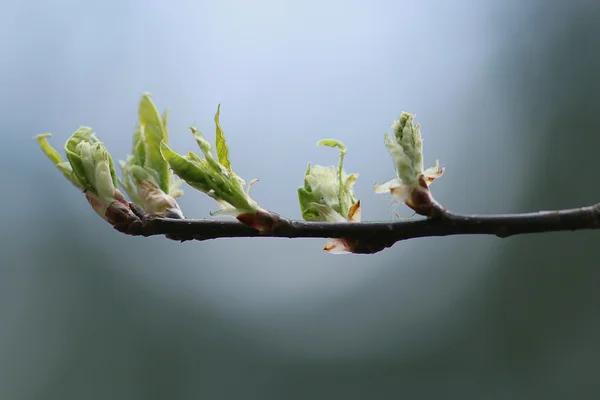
[36,128,139,228]
[298,140,361,253]
[160,106,261,222]
[36,133,84,189]
[162,109,170,142]
[64,127,96,192]
[138,93,170,193]
[214,104,231,171]
[316,139,346,154]
[317,139,348,212]
[119,94,184,218]
[131,124,146,168]
[375,111,444,216]
[159,142,207,188]
[298,139,359,223]
[161,138,253,214]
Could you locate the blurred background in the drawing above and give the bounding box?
[2,0,600,398]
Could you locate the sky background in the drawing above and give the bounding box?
[2,0,600,399]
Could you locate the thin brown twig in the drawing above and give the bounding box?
[119,202,600,254]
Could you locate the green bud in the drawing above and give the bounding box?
[298,139,360,223]
[160,105,260,220]
[36,129,138,227]
[374,112,444,214]
[119,93,183,218]
[36,133,84,190]
[298,139,361,253]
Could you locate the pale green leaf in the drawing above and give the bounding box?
[55,162,81,189]
[304,163,311,177]
[131,124,146,168]
[105,145,118,189]
[36,133,84,189]
[128,164,154,183]
[186,152,204,164]
[138,93,169,193]
[190,127,224,174]
[94,154,116,201]
[36,133,63,165]
[64,127,95,192]
[214,104,231,171]
[317,139,346,154]
[160,141,209,191]
[298,140,359,222]
[317,138,348,202]
[162,109,170,142]
[297,187,319,221]
[79,142,96,188]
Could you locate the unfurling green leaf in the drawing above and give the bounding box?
[375,111,444,201]
[375,112,444,215]
[299,140,361,254]
[160,105,259,219]
[119,93,183,218]
[131,124,146,169]
[214,104,231,171]
[37,133,65,165]
[36,128,137,226]
[298,139,359,223]
[138,92,171,193]
[36,133,83,189]
[64,127,96,192]
[316,139,346,154]
[158,143,206,188]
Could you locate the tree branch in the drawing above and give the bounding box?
[123,202,600,254]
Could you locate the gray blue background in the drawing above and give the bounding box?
[2,0,600,398]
